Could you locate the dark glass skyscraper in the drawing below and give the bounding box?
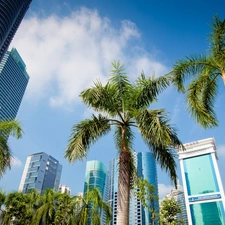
[0,48,29,121]
[0,0,32,62]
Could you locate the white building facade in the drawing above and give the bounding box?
[179,138,225,225]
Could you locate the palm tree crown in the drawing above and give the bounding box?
[171,15,225,128]
[65,61,182,225]
[0,119,23,176]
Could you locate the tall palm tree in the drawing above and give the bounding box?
[0,119,23,176]
[65,61,182,225]
[171,15,225,128]
[74,188,112,225]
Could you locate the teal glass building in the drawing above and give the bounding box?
[84,160,107,196]
[84,160,108,224]
[179,138,225,225]
[0,0,32,62]
[0,48,29,121]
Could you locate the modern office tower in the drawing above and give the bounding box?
[59,184,71,195]
[108,152,159,225]
[19,152,62,194]
[165,183,188,224]
[0,0,32,62]
[84,160,108,225]
[0,48,29,121]
[179,138,225,225]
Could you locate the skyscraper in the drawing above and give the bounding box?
[108,152,159,225]
[179,138,225,225]
[19,152,62,194]
[84,160,108,224]
[0,48,29,121]
[84,160,107,197]
[0,0,32,62]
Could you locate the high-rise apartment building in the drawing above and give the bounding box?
[19,152,62,194]
[108,152,159,225]
[0,48,29,121]
[0,0,32,62]
[165,184,188,224]
[179,138,225,225]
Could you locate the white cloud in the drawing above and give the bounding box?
[10,157,22,167]
[217,145,225,158]
[158,183,173,199]
[10,7,168,108]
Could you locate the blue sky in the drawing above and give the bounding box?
[1,0,225,199]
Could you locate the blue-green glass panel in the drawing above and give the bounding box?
[190,201,225,225]
[183,154,219,195]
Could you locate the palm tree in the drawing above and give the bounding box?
[0,119,23,176]
[65,61,182,225]
[32,189,59,225]
[54,193,78,225]
[3,191,32,225]
[171,15,225,128]
[74,188,112,225]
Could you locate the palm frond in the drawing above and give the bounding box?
[210,15,225,64]
[171,55,216,92]
[187,71,218,128]
[109,61,133,113]
[136,109,183,185]
[134,72,171,108]
[0,119,23,139]
[80,80,121,118]
[0,137,11,177]
[65,114,111,162]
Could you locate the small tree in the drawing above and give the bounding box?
[135,178,159,225]
[160,197,184,225]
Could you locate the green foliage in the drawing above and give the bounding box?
[65,61,183,224]
[0,188,111,225]
[160,197,185,225]
[135,178,159,225]
[171,15,225,128]
[0,119,23,177]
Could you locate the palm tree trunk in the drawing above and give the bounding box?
[117,150,131,225]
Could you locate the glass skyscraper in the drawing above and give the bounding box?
[108,152,159,225]
[84,160,108,224]
[0,0,32,62]
[19,152,62,194]
[0,48,29,121]
[179,138,225,225]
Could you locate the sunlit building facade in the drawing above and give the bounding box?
[0,0,32,62]
[179,138,225,225]
[0,48,29,121]
[19,152,62,194]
